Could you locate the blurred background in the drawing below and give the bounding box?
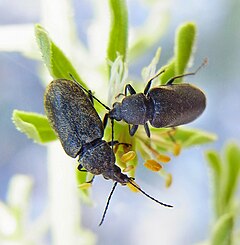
[0,0,240,244]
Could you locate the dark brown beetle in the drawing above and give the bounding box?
[107,60,207,137]
[44,78,172,225]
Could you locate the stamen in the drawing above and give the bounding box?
[121,151,136,163]
[144,160,162,172]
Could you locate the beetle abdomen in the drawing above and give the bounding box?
[44,79,104,158]
[149,84,206,128]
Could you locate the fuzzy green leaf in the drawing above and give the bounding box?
[160,59,175,85]
[107,0,128,66]
[35,24,86,87]
[211,213,234,245]
[206,150,222,216]
[222,142,240,209]
[172,127,217,147]
[175,22,196,76]
[160,22,196,85]
[149,127,216,149]
[12,110,57,143]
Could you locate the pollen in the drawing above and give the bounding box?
[173,143,181,156]
[156,154,171,163]
[165,174,172,188]
[78,183,92,190]
[144,159,162,172]
[121,151,136,163]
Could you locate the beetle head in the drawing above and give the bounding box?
[103,165,130,185]
[109,102,122,121]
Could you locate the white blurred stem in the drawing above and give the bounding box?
[48,142,80,244]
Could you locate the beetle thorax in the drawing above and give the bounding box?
[120,93,153,125]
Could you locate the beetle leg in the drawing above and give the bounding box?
[125,84,136,95]
[115,84,136,98]
[166,59,207,85]
[129,124,138,136]
[107,141,132,153]
[107,140,119,146]
[115,92,125,99]
[144,123,151,138]
[86,175,95,184]
[103,113,109,129]
[77,164,87,172]
[107,141,131,148]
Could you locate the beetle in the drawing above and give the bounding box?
[106,60,207,137]
[44,78,172,225]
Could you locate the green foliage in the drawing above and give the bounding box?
[35,24,85,86]
[12,110,57,143]
[211,213,234,245]
[205,142,240,245]
[107,0,128,66]
[160,22,197,84]
[175,22,196,75]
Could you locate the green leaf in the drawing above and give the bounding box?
[222,142,240,209]
[175,22,196,76]
[206,150,222,216]
[35,24,86,87]
[12,110,57,143]
[160,59,175,85]
[171,127,217,147]
[211,213,234,245]
[107,0,128,66]
[160,22,196,85]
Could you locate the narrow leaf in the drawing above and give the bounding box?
[35,24,86,87]
[160,22,196,85]
[107,0,128,66]
[206,150,223,216]
[222,142,240,208]
[175,22,196,76]
[12,110,57,143]
[211,213,234,245]
[160,59,175,85]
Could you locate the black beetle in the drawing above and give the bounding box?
[106,60,207,137]
[44,78,172,225]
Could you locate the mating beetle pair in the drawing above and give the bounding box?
[44,62,206,225]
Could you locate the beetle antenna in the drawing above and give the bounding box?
[166,58,208,85]
[144,69,165,95]
[69,73,111,111]
[99,181,118,226]
[128,179,173,208]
